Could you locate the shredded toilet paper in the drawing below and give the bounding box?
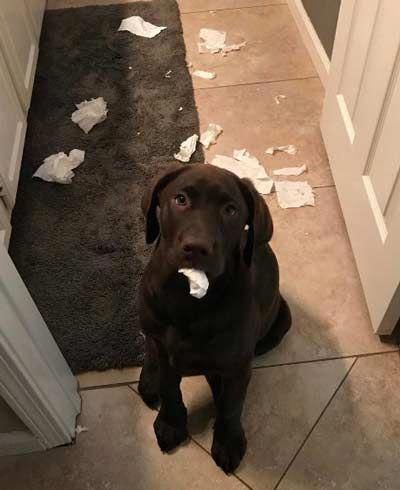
[222,41,246,53]
[33,150,85,184]
[274,94,287,104]
[193,70,216,80]
[198,28,246,54]
[118,16,166,38]
[75,425,89,435]
[179,268,209,299]
[198,28,226,53]
[210,149,274,195]
[200,123,223,149]
[273,164,307,176]
[265,145,297,156]
[274,181,315,209]
[71,97,108,134]
[174,134,199,162]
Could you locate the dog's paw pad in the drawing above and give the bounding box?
[211,432,247,474]
[154,415,188,453]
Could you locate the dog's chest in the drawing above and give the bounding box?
[164,323,227,375]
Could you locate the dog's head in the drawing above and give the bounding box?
[141,163,273,279]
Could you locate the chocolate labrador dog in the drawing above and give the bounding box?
[138,163,291,473]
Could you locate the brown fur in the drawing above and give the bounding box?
[138,163,291,473]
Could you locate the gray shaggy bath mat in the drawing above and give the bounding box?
[9,1,203,373]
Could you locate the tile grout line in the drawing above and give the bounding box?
[78,349,399,391]
[267,183,335,197]
[181,3,288,16]
[128,383,141,396]
[79,380,139,392]
[313,184,336,190]
[252,348,399,371]
[127,383,254,488]
[189,436,255,490]
[193,76,319,92]
[273,357,359,490]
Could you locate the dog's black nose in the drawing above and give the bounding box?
[182,239,211,259]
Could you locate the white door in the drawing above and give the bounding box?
[321,0,400,334]
[0,244,81,455]
[24,0,46,38]
[0,198,11,248]
[0,1,39,110]
[0,50,27,209]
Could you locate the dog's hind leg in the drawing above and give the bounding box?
[138,335,161,408]
[255,296,292,357]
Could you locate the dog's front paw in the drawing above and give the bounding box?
[138,377,160,409]
[154,413,188,453]
[138,364,160,409]
[211,427,247,474]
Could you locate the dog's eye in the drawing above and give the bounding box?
[225,204,238,216]
[174,194,187,206]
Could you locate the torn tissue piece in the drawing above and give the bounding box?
[118,16,166,38]
[222,41,247,53]
[273,164,307,177]
[265,145,297,156]
[75,425,89,435]
[233,149,261,168]
[174,134,199,162]
[71,97,108,134]
[165,69,172,78]
[193,70,216,80]
[275,181,315,209]
[198,28,246,54]
[210,150,274,195]
[274,94,286,104]
[198,28,226,53]
[33,150,85,184]
[179,268,209,299]
[200,123,223,149]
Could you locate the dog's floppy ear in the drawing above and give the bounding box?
[237,178,274,266]
[141,163,190,244]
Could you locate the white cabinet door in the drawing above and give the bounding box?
[0,2,38,110]
[24,0,46,39]
[0,50,27,208]
[321,0,400,334]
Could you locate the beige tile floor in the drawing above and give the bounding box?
[3,0,399,488]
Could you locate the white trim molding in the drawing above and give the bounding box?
[0,244,81,454]
[288,0,330,87]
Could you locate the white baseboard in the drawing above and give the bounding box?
[0,431,45,456]
[288,0,330,87]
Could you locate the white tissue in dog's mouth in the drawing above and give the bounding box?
[178,268,209,299]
